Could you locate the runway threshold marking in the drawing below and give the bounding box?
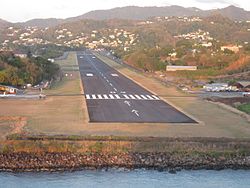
[115,94,120,99]
[140,95,148,100]
[123,94,130,99]
[109,94,115,99]
[152,95,160,100]
[135,95,142,100]
[85,94,161,101]
[146,95,154,100]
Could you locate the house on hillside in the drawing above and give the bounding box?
[14,51,27,58]
[221,45,240,53]
[0,85,17,94]
[203,83,229,92]
[166,66,197,71]
[231,81,250,91]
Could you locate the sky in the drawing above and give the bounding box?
[0,0,248,22]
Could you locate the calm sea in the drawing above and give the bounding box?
[0,169,249,188]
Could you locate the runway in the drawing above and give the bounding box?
[77,50,196,123]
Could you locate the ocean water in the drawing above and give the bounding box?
[0,169,250,188]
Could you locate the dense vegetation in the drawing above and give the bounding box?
[0,52,60,86]
[237,104,250,114]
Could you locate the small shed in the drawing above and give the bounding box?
[0,85,17,94]
[232,81,250,91]
[14,51,27,58]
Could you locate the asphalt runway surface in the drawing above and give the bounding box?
[77,50,196,123]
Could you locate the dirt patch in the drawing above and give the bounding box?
[0,116,27,137]
[207,97,250,106]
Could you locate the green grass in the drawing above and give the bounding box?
[237,104,250,114]
[170,68,221,80]
[55,52,79,71]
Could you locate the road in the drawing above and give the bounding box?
[200,91,245,98]
[77,50,196,123]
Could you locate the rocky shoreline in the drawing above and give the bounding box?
[1,152,250,173]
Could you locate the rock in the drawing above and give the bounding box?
[157,167,165,172]
[168,169,177,174]
[175,167,182,172]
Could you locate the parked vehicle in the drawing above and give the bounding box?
[243,92,250,97]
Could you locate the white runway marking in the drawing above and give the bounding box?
[152,95,160,100]
[124,101,131,107]
[111,74,119,77]
[85,94,161,101]
[109,94,115,99]
[132,109,140,117]
[146,95,154,100]
[140,95,148,100]
[123,94,130,99]
[115,94,120,99]
[86,73,94,77]
[129,95,136,99]
[135,95,142,100]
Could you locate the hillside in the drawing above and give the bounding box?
[218,5,250,21]
[72,6,204,21]
[1,10,250,81]
[8,5,250,28]
[0,51,60,86]
[66,5,250,22]
[0,19,11,29]
[1,14,249,55]
[18,18,64,28]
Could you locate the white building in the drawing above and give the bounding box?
[166,66,197,71]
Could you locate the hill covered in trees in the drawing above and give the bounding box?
[0,52,60,86]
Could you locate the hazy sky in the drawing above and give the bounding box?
[1,0,248,22]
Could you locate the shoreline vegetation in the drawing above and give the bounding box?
[0,135,250,173]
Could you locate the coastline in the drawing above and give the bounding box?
[0,151,250,173]
[1,136,250,173]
